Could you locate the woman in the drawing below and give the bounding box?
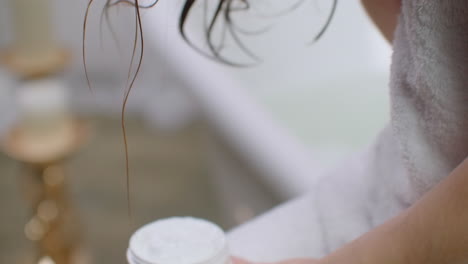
[89,0,468,263]
[230,0,468,263]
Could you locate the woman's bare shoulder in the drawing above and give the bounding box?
[361,0,401,43]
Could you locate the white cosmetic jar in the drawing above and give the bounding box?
[127,217,231,264]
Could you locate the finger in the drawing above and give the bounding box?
[232,257,254,264]
[278,259,321,264]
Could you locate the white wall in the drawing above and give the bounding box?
[216,1,393,158]
[163,0,392,161]
[0,0,392,153]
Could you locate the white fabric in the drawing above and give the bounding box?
[228,0,468,261]
[228,147,374,261]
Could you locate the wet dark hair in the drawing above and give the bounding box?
[179,0,337,65]
[83,0,337,216]
[85,0,338,73]
[83,0,155,217]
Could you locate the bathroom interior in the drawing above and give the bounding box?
[0,0,391,263]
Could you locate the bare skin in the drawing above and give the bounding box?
[233,1,468,263]
[318,158,468,264]
[233,156,468,264]
[361,0,401,43]
[232,257,320,264]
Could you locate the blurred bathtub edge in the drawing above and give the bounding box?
[143,11,329,203]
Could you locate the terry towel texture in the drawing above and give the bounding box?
[228,0,468,261]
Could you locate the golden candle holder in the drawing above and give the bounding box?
[2,119,91,264]
[0,48,70,80]
[1,0,71,80]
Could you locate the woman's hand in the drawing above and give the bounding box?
[232,257,321,264]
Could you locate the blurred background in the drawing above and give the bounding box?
[0,0,391,264]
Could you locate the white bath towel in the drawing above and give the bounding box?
[228,0,468,261]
